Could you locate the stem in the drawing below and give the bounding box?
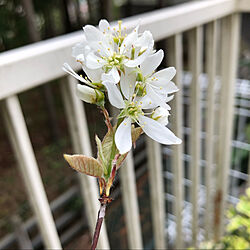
[91,203,106,250]
[91,196,112,250]
[100,107,113,131]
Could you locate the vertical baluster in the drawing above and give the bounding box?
[214,13,241,241]
[60,77,110,249]
[188,26,203,247]
[146,138,166,249]
[248,153,250,187]
[1,96,62,249]
[120,152,143,249]
[204,21,217,240]
[168,33,184,248]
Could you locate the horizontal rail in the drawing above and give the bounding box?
[0,0,246,100]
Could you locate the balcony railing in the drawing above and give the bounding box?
[0,0,249,249]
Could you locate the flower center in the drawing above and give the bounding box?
[119,101,144,121]
[103,52,125,72]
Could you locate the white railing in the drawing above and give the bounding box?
[0,0,249,248]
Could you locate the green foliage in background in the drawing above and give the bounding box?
[199,187,250,250]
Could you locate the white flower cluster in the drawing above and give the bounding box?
[63,19,181,154]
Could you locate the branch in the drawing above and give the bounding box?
[91,196,112,250]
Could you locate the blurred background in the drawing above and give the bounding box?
[0,0,249,249]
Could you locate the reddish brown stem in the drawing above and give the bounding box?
[101,107,113,131]
[91,203,106,250]
[91,196,112,250]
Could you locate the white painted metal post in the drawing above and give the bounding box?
[205,21,218,240]
[188,26,203,247]
[214,13,241,241]
[248,153,250,187]
[1,95,62,249]
[146,138,166,249]
[120,152,143,249]
[60,77,110,249]
[168,33,184,248]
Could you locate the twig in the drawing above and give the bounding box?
[91,196,112,250]
[100,107,113,131]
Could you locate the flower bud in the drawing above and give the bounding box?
[151,107,170,125]
[76,84,105,106]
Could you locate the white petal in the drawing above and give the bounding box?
[85,52,105,69]
[84,25,104,43]
[139,95,158,109]
[102,82,125,109]
[146,85,169,109]
[138,115,182,145]
[162,81,179,94]
[99,19,110,32]
[150,78,178,94]
[82,65,102,82]
[125,33,154,67]
[134,30,154,48]
[120,26,139,54]
[115,117,132,154]
[120,67,136,99]
[72,40,87,58]
[76,84,96,104]
[102,67,120,84]
[140,49,164,76]
[62,63,87,84]
[154,67,176,82]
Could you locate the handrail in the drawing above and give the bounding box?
[0,0,248,100]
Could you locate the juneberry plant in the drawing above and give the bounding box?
[63,19,181,249]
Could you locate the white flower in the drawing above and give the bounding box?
[77,19,154,84]
[137,49,178,109]
[77,84,104,105]
[62,63,103,88]
[151,107,170,125]
[103,80,181,154]
[62,63,104,105]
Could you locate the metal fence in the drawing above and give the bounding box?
[0,0,250,249]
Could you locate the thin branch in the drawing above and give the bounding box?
[91,196,112,250]
[100,107,113,131]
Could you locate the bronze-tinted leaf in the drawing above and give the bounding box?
[64,154,103,178]
[116,152,128,169]
[132,126,143,144]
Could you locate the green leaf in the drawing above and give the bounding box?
[95,135,107,174]
[64,154,104,178]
